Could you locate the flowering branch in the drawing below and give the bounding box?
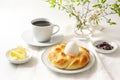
[45,0,120,30]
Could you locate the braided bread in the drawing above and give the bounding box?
[48,43,90,70]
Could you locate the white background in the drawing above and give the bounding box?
[0,0,75,52]
[0,0,120,80]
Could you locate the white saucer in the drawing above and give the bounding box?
[21,29,64,46]
[41,48,95,74]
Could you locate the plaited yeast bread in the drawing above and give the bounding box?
[48,43,90,70]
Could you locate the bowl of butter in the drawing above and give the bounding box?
[6,46,32,64]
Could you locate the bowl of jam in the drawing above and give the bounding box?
[93,40,118,53]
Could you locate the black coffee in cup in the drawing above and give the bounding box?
[32,18,60,42]
[32,21,50,26]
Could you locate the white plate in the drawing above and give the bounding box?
[92,40,118,53]
[6,48,32,64]
[21,29,64,46]
[41,48,96,74]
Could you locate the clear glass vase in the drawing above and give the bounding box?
[74,25,93,40]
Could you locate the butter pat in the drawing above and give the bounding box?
[64,41,79,56]
[9,46,27,61]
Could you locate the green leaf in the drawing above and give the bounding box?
[109,22,116,25]
[112,3,120,15]
[110,8,115,11]
[101,0,106,3]
[77,2,80,6]
[58,5,61,10]
[50,4,56,8]
[96,20,99,24]
[118,8,120,16]
[60,0,62,4]
[76,0,80,2]
[69,14,72,17]
[71,0,75,2]
[107,19,116,25]
[107,19,111,23]
[113,3,119,8]
[93,4,102,8]
[83,0,89,5]
[45,0,56,8]
[71,13,76,16]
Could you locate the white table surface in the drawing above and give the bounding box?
[0,0,120,80]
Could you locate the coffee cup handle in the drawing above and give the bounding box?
[52,24,60,35]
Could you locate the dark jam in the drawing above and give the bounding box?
[96,42,113,50]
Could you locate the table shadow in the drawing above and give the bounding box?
[98,46,120,58]
[48,60,97,79]
[27,45,51,51]
[17,56,38,68]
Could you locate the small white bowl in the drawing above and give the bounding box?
[6,48,32,64]
[92,40,118,53]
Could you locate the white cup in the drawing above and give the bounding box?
[31,18,60,42]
